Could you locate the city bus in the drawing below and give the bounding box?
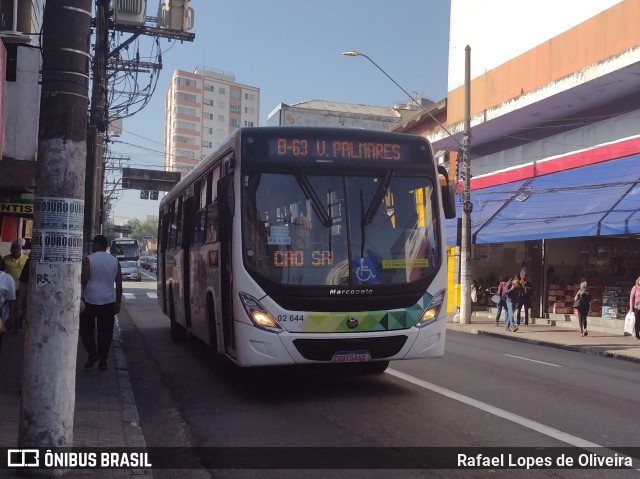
[157,127,456,372]
[110,237,140,262]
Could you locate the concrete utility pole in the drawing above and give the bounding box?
[459,45,473,324]
[19,0,92,461]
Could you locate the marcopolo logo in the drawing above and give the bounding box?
[7,449,40,468]
[328,288,374,296]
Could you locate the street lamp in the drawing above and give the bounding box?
[341,50,457,139]
[342,48,473,324]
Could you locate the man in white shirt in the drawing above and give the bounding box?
[80,235,122,370]
[0,257,16,351]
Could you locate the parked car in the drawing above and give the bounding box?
[149,259,157,273]
[119,260,141,282]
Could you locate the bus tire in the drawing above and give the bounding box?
[168,287,185,342]
[362,360,389,374]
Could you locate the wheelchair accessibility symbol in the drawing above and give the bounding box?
[356,257,377,283]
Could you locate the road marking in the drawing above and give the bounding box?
[147,292,157,299]
[504,353,562,367]
[387,368,640,469]
[123,293,135,300]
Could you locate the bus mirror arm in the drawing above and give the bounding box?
[437,165,457,220]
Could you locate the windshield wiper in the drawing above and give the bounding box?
[362,170,394,227]
[294,169,333,227]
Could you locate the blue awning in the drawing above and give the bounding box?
[445,153,640,245]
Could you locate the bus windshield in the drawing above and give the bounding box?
[110,239,139,261]
[242,171,440,287]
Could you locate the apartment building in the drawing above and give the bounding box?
[163,67,260,175]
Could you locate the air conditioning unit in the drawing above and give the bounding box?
[157,0,194,31]
[113,0,147,26]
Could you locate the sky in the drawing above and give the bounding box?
[108,0,451,224]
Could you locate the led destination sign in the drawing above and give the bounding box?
[272,138,409,161]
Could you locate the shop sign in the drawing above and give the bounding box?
[0,202,34,215]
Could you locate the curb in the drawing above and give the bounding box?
[114,315,154,479]
[449,325,640,365]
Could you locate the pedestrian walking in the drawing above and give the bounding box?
[0,257,16,351]
[80,235,122,370]
[495,275,509,326]
[505,274,521,332]
[516,274,533,326]
[2,241,28,332]
[629,276,640,340]
[574,281,592,337]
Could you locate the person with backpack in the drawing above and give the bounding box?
[574,281,592,337]
[495,275,510,326]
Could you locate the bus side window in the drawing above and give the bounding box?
[205,204,219,243]
[194,211,206,245]
[175,197,183,248]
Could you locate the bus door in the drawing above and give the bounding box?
[217,172,235,352]
[182,193,196,330]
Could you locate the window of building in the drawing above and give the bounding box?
[208,128,213,134]
[219,87,226,95]
[245,107,255,114]
[176,92,197,103]
[244,121,254,127]
[174,120,196,130]
[230,118,240,128]
[204,84,214,92]
[229,104,241,114]
[218,101,225,109]
[172,149,195,159]
[230,90,241,99]
[175,106,197,116]
[173,135,195,144]
[175,77,197,88]
[209,113,214,120]
[218,115,225,122]
[245,93,256,101]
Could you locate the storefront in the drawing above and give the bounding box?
[446,137,640,326]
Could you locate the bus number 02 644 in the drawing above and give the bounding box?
[277,314,304,322]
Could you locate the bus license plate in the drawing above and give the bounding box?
[332,351,371,363]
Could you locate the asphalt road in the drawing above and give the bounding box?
[118,281,640,479]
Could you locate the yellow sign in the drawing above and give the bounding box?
[0,202,33,215]
[382,259,428,269]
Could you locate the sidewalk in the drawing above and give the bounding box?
[1,308,639,477]
[446,311,640,364]
[0,310,151,478]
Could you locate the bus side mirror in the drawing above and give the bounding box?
[437,165,456,219]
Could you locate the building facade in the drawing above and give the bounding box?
[422,0,640,324]
[0,0,45,256]
[266,99,428,130]
[163,67,260,175]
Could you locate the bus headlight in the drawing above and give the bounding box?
[416,289,445,328]
[239,292,282,333]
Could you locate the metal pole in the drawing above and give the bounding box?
[460,45,473,324]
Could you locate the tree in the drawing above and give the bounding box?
[127,217,158,250]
